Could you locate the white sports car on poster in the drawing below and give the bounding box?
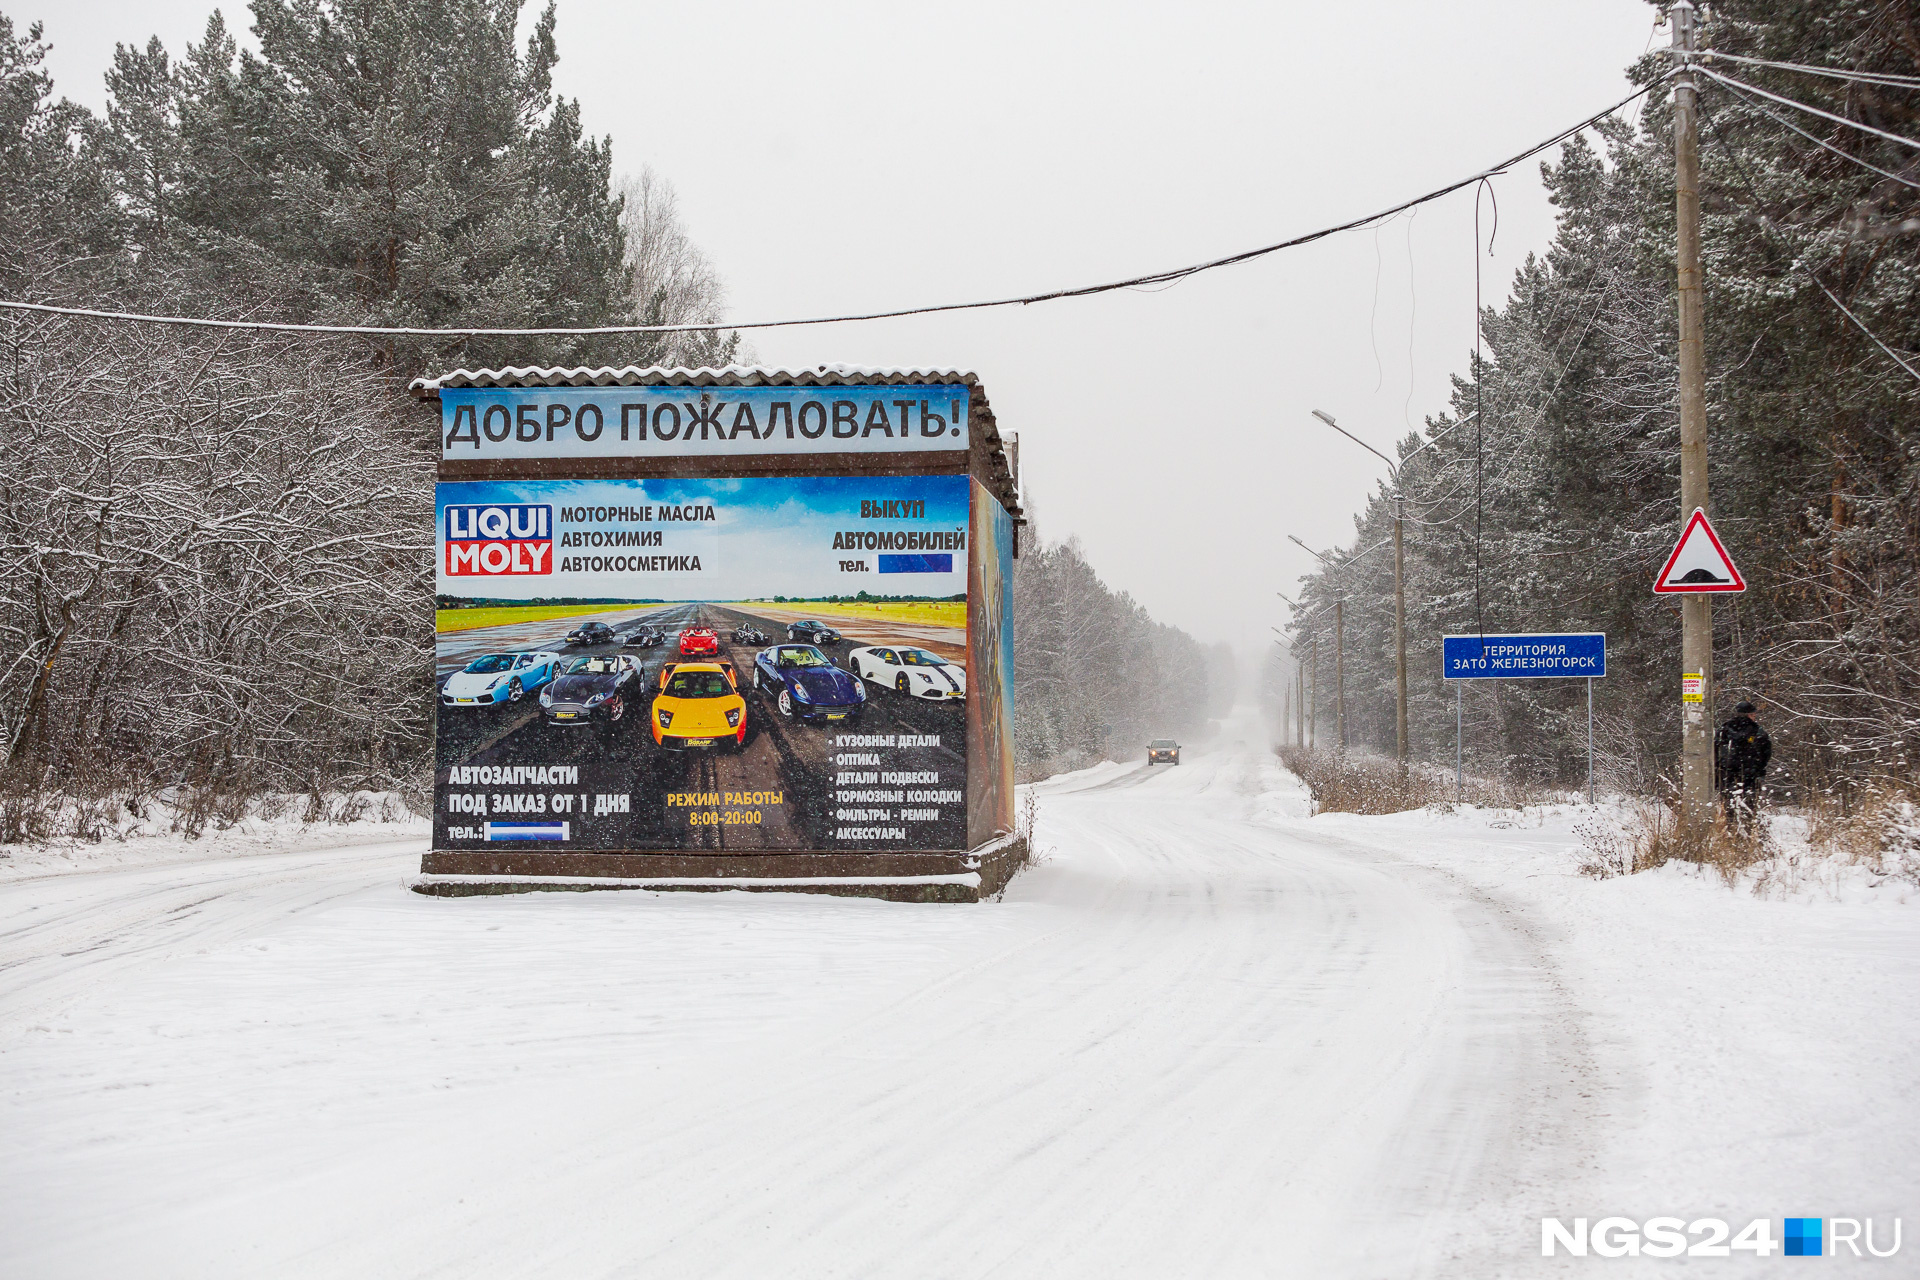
[440,650,563,706]
[846,645,968,701]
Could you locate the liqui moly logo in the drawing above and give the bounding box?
[445,503,553,576]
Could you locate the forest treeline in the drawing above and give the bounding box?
[1275,1,1918,801]
[0,2,1225,816]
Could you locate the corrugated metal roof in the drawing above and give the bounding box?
[412,364,1021,522]
[408,364,979,394]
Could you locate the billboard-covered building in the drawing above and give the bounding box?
[411,366,1023,901]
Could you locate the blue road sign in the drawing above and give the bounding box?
[1443,632,1606,680]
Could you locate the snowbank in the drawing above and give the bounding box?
[0,790,428,882]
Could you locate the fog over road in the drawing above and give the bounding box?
[0,716,1617,1278]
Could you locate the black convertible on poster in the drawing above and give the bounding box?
[752,644,865,723]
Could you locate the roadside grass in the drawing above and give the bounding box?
[1278,745,1564,816]
[737,600,967,630]
[435,603,643,634]
[1571,778,1920,891]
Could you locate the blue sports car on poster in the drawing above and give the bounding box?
[440,650,563,706]
[752,644,866,723]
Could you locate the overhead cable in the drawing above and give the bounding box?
[1710,76,1920,191]
[1694,66,1920,153]
[0,81,1665,340]
[1696,97,1920,389]
[1699,50,1920,92]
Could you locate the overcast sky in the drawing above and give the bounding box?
[41,0,1659,668]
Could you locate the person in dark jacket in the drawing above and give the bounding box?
[1715,701,1772,827]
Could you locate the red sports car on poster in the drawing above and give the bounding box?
[678,627,721,657]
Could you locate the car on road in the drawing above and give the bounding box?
[440,651,562,707]
[678,627,721,657]
[786,619,841,645]
[651,661,747,750]
[1147,739,1181,765]
[847,645,967,702]
[753,644,866,723]
[539,653,642,730]
[623,626,665,648]
[731,625,768,645]
[564,620,616,646]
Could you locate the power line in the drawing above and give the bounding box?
[1694,66,1920,153]
[1709,75,1920,191]
[1699,50,1920,92]
[1696,94,1920,388]
[0,82,1664,341]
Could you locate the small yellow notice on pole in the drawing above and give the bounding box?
[1682,672,1705,703]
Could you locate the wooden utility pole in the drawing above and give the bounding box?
[1393,495,1408,766]
[1334,599,1347,749]
[1672,0,1714,832]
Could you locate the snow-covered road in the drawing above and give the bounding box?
[1,726,1913,1278]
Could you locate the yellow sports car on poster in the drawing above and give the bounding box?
[652,660,748,750]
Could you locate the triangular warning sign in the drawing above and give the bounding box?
[1654,508,1745,593]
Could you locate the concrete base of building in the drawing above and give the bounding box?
[409,833,1030,903]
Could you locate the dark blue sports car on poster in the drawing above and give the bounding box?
[752,644,866,723]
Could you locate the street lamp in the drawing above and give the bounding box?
[1275,597,1321,750]
[1299,409,1476,767]
[1286,537,1347,750]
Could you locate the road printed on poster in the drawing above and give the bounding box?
[434,474,972,853]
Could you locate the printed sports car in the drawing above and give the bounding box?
[678,627,721,657]
[564,620,616,646]
[786,619,841,645]
[651,661,747,750]
[731,625,769,645]
[847,645,967,702]
[440,651,562,707]
[539,653,642,729]
[753,644,866,723]
[623,626,665,648]
[1147,739,1181,765]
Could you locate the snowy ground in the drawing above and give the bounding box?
[0,722,1913,1278]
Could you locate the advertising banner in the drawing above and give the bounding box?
[440,385,971,461]
[433,475,971,852]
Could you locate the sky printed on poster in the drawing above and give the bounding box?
[436,474,969,602]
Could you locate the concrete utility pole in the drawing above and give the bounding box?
[1334,599,1347,749]
[1671,0,1715,833]
[1305,410,1424,767]
[1392,494,1408,766]
[1297,660,1305,746]
[1310,636,1318,749]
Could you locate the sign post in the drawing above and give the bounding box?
[1652,507,1745,832]
[1443,632,1607,804]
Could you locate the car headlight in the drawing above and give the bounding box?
[852,679,866,701]
[726,708,742,728]
[539,688,553,704]
[657,708,673,728]
[585,693,605,707]
[791,683,812,703]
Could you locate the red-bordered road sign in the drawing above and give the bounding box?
[1653,508,1746,593]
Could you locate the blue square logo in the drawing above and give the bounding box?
[1785,1218,1822,1257]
